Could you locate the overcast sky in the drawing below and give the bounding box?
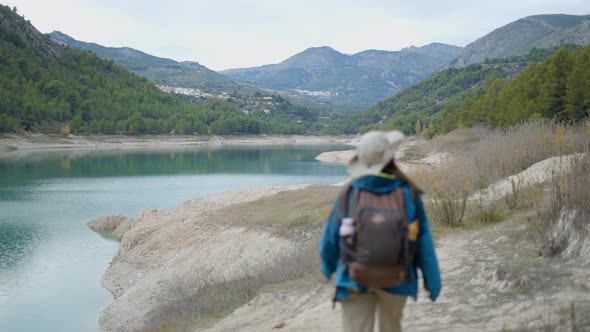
[4,0,590,70]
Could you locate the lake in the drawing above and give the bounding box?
[0,144,349,332]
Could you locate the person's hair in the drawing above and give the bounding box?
[382,159,423,194]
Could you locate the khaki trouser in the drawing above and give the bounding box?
[341,289,407,332]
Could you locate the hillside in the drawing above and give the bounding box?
[325,45,584,135]
[441,45,590,132]
[221,44,462,111]
[50,31,251,94]
[49,31,332,127]
[455,14,590,66]
[324,46,575,134]
[324,64,504,135]
[0,5,314,135]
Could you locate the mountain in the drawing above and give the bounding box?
[220,44,462,111]
[0,6,64,59]
[50,31,251,93]
[0,5,310,135]
[455,14,590,66]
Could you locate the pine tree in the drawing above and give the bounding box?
[415,120,422,136]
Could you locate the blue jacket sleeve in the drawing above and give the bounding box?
[320,199,341,280]
[414,194,442,301]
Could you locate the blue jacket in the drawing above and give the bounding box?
[320,175,442,302]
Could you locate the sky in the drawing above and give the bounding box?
[4,0,590,70]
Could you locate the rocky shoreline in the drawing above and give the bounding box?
[87,184,340,331]
[0,133,355,155]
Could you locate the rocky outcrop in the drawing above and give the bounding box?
[87,215,133,241]
[88,184,338,331]
[0,5,65,59]
[314,150,355,163]
[468,153,584,205]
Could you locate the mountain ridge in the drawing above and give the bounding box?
[50,31,251,93]
[0,6,313,135]
[220,43,463,110]
[455,14,590,66]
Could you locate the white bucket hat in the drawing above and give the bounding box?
[347,130,405,178]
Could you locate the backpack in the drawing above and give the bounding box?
[336,184,419,289]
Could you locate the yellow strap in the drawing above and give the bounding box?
[408,221,419,241]
[376,173,396,179]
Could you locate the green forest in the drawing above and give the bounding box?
[321,64,505,135]
[438,45,590,132]
[0,5,310,135]
[323,45,589,136]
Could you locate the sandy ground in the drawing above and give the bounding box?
[0,133,355,155]
[202,210,590,332]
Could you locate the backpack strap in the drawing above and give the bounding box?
[334,184,356,308]
[350,187,361,218]
[393,187,407,223]
[394,186,413,282]
[336,183,356,221]
[409,186,417,209]
[403,184,420,222]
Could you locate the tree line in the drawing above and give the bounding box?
[438,45,590,133]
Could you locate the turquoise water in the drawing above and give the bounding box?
[0,145,349,332]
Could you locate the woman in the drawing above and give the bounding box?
[320,130,441,332]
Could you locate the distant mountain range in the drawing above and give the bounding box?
[1,6,317,135]
[220,44,462,110]
[455,14,590,66]
[50,31,252,94]
[50,13,590,113]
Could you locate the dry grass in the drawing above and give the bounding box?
[415,121,589,227]
[503,301,590,331]
[431,127,489,155]
[531,154,590,256]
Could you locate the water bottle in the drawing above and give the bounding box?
[339,217,355,236]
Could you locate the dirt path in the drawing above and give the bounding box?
[202,211,590,331]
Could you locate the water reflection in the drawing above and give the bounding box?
[0,222,43,270]
[0,145,350,184]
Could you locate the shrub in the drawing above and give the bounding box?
[504,176,522,210]
[418,122,589,227]
[532,154,590,257]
